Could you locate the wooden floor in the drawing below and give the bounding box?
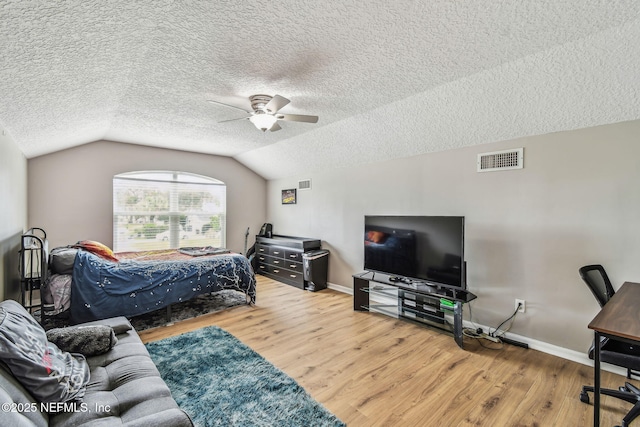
[139,276,635,426]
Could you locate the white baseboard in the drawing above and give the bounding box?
[327,282,352,295]
[476,328,627,377]
[327,282,626,377]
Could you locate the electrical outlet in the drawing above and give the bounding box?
[515,299,526,313]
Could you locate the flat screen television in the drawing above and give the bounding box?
[364,215,465,289]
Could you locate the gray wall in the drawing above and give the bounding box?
[0,126,28,301]
[266,119,640,353]
[28,140,267,252]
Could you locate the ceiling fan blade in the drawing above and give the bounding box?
[218,116,250,123]
[276,114,319,123]
[207,99,251,113]
[270,122,282,132]
[264,95,290,113]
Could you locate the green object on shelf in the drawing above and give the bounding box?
[440,298,455,307]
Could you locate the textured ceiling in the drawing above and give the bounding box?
[1,1,640,179]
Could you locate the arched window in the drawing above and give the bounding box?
[113,171,226,252]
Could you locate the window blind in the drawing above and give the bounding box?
[113,171,226,252]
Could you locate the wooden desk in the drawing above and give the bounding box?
[588,281,640,427]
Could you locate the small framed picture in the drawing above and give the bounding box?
[282,189,297,204]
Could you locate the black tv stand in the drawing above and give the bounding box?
[353,271,477,349]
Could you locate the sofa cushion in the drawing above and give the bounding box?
[0,300,90,404]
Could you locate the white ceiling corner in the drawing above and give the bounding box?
[1,1,640,179]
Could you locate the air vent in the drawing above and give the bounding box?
[477,148,523,172]
[298,179,312,190]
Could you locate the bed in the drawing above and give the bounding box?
[42,240,256,324]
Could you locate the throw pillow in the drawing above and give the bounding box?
[49,246,78,274]
[72,240,119,262]
[0,300,90,404]
[46,325,117,357]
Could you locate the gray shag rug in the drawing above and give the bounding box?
[42,290,248,331]
[145,326,346,427]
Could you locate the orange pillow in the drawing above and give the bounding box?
[73,240,119,262]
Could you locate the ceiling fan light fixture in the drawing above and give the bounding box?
[249,113,278,132]
[210,94,318,132]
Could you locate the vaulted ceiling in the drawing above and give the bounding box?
[2,1,640,179]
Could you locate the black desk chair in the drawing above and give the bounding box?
[579,264,640,427]
[580,264,615,308]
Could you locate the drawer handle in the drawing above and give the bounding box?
[289,254,297,258]
[290,274,297,278]
[274,269,280,273]
[259,248,265,252]
[259,265,265,269]
[273,260,280,264]
[273,251,281,255]
[290,264,297,268]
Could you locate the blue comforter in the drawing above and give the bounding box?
[70,250,256,323]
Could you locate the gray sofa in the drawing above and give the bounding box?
[0,301,192,427]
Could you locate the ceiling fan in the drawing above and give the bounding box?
[208,94,318,132]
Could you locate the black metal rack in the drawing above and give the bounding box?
[19,227,48,317]
[353,271,477,349]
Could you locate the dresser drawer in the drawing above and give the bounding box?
[258,254,289,267]
[284,249,302,263]
[269,266,304,287]
[284,261,302,272]
[257,262,269,274]
[269,257,285,268]
[268,246,286,258]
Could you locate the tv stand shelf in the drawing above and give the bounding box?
[353,271,477,349]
